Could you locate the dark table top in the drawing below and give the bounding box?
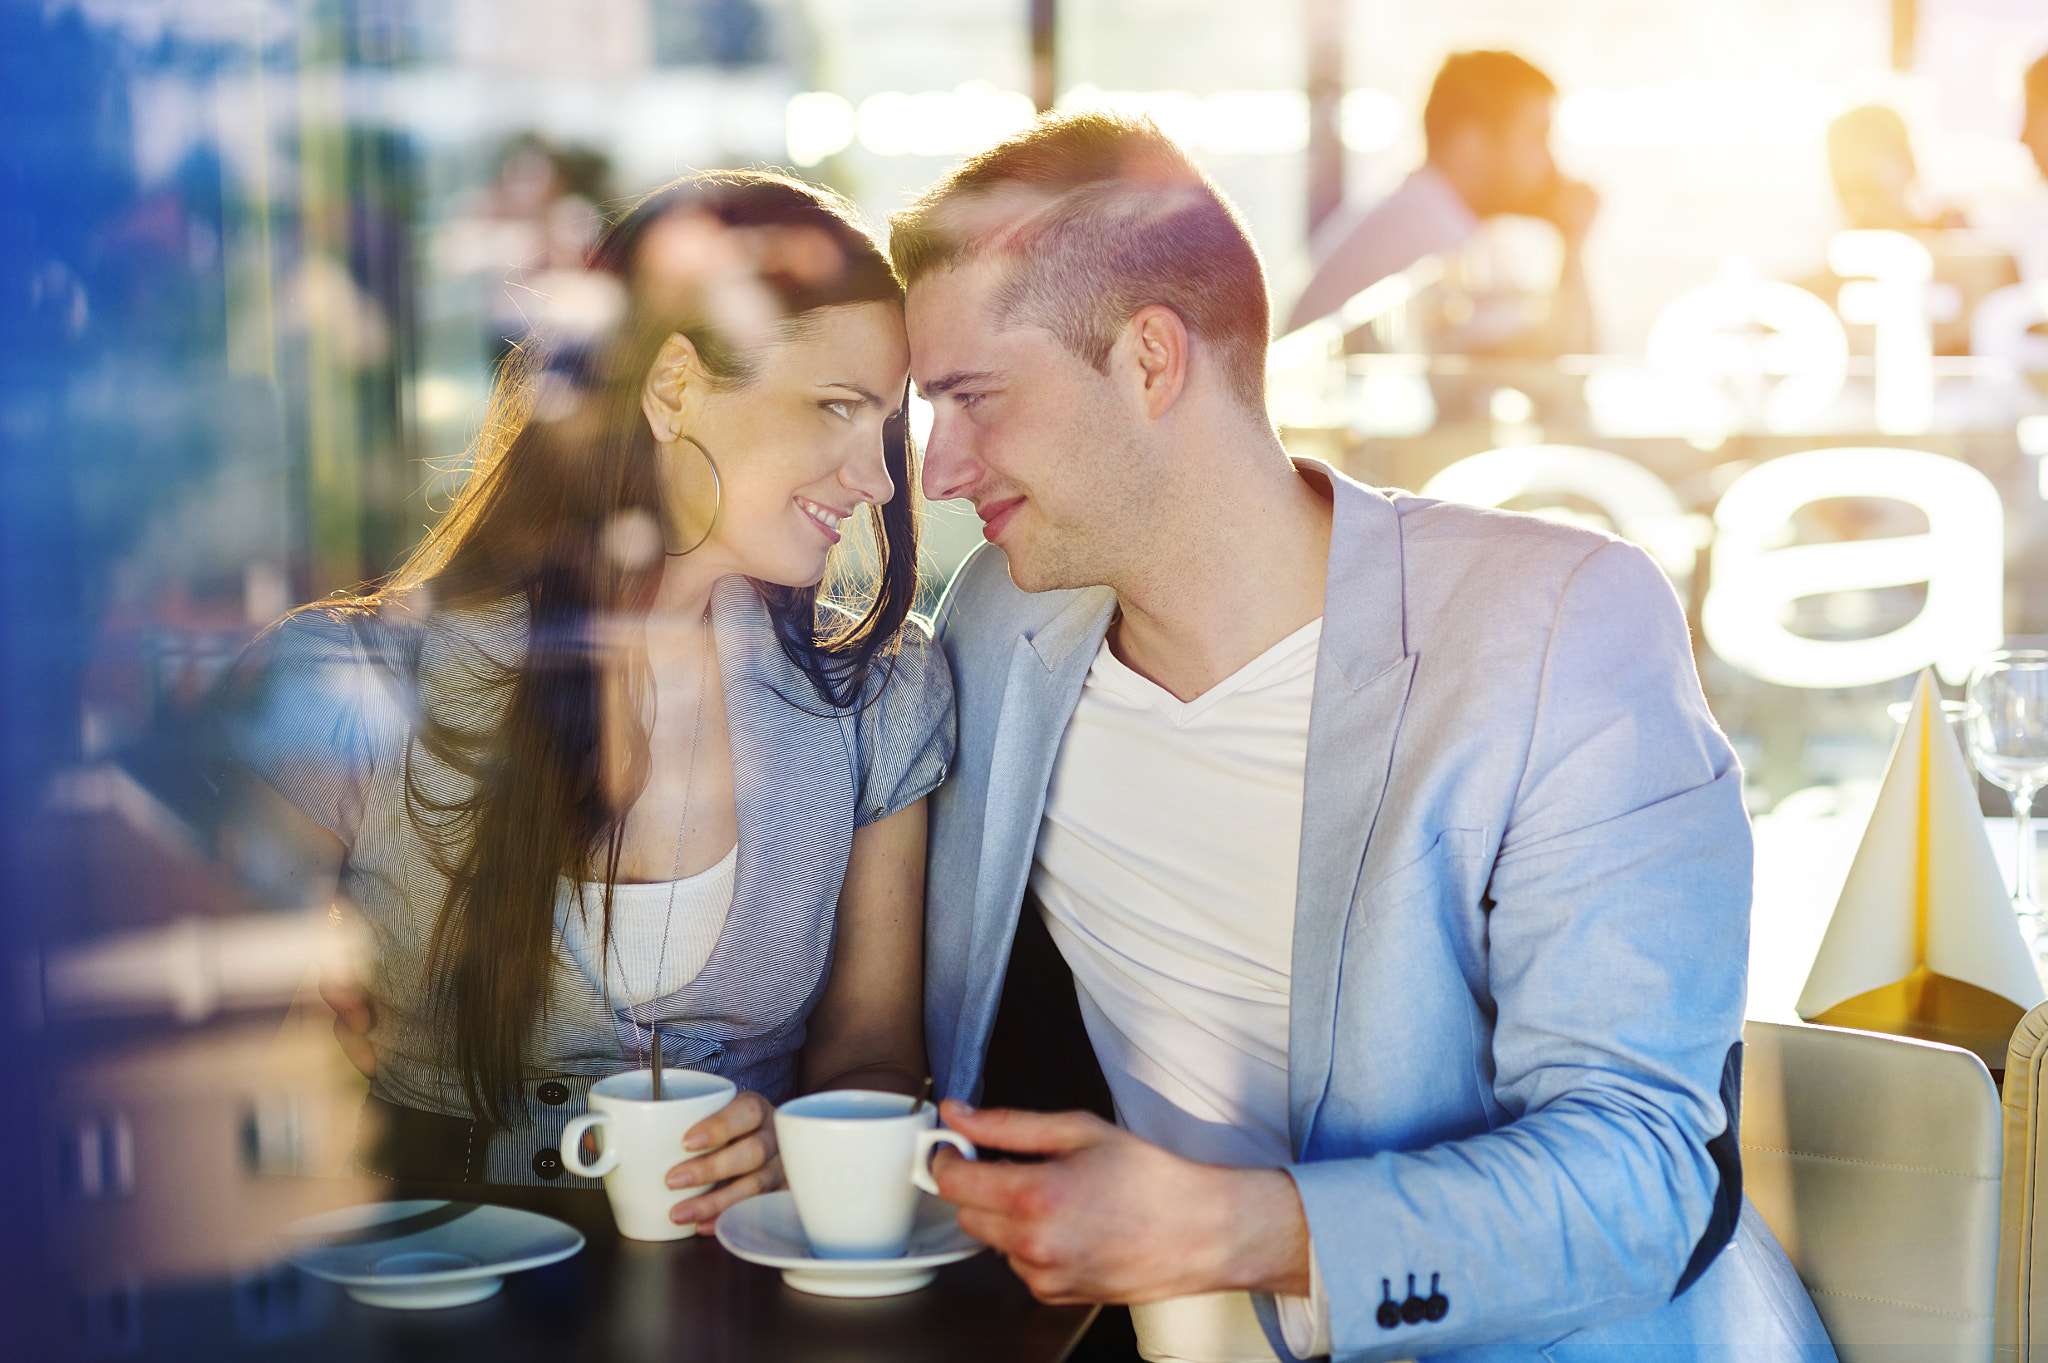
[113,1182,1097,1363]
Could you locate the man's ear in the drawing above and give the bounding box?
[641,332,706,444]
[1126,304,1190,420]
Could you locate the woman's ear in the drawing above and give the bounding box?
[641,332,705,445]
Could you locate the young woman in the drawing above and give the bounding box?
[222,171,951,1231]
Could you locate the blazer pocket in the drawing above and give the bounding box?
[1355,826,1487,907]
[1319,825,1496,1128]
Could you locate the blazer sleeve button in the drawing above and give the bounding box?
[1376,1279,1401,1329]
[1424,1273,1449,1322]
[532,1147,563,1180]
[1400,1274,1427,1324]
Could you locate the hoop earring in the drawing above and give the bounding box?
[666,435,722,557]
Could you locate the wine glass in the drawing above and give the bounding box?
[1965,651,2048,928]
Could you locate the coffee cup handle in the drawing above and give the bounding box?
[911,1129,976,1195]
[560,1112,618,1178]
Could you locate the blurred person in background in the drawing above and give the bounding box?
[2014,53,2048,283]
[1803,104,2014,355]
[1284,50,1598,356]
[1826,104,1966,232]
[435,133,615,369]
[218,171,952,1221]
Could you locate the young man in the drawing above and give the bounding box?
[1284,50,1597,354]
[896,113,1834,1363]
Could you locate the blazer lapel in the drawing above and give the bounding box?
[1288,466,1417,1149]
[950,586,1117,1093]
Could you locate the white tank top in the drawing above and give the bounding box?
[556,844,738,1006]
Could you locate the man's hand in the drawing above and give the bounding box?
[928,1100,1311,1305]
[1538,175,1600,246]
[664,1090,784,1233]
[317,971,377,1080]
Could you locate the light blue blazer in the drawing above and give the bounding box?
[923,463,1836,1362]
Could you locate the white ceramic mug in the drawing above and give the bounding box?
[561,1069,736,1241]
[774,1090,976,1259]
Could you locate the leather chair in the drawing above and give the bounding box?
[1999,1003,2048,1360]
[1742,1019,2002,1363]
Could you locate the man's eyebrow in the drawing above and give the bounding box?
[917,369,1002,398]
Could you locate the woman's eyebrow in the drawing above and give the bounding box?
[820,381,883,405]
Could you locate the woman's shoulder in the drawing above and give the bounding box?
[224,601,399,716]
[862,613,953,716]
[848,614,955,825]
[417,594,528,674]
[241,600,378,668]
[887,611,945,671]
[803,595,951,709]
[234,592,532,710]
[220,602,415,843]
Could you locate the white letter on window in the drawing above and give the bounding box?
[1703,447,2001,689]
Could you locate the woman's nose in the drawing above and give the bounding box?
[920,413,977,503]
[841,435,895,506]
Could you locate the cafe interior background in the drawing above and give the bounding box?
[9,0,2048,1355]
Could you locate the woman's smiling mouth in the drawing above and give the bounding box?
[796,495,846,544]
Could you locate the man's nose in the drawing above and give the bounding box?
[920,412,978,503]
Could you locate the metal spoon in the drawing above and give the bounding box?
[910,1073,932,1116]
[651,1026,663,1101]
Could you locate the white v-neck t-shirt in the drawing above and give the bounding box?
[1030,620,1329,1363]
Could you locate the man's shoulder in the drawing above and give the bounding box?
[1387,488,1619,561]
[1354,481,1668,634]
[1332,466,1629,576]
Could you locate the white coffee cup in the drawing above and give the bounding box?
[561,1068,736,1241]
[774,1090,976,1259]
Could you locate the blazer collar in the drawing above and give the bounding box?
[1027,585,1120,673]
[1297,456,1408,687]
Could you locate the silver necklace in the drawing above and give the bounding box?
[632,610,712,1075]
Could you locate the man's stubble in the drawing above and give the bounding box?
[999,378,1163,601]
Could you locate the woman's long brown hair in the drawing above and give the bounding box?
[385,171,917,1130]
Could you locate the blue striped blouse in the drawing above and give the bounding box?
[224,575,955,1184]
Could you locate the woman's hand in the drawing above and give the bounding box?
[318,970,378,1080]
[664,1089,782,1231]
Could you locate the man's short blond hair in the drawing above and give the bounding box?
[889,111,1271,412]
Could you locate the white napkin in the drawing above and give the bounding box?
[1797,668,2045,1020]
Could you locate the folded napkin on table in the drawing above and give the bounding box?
[1796,668,2046,1069]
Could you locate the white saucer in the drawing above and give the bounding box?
[715,1191,984,1297]
[282,1200,584,1309]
